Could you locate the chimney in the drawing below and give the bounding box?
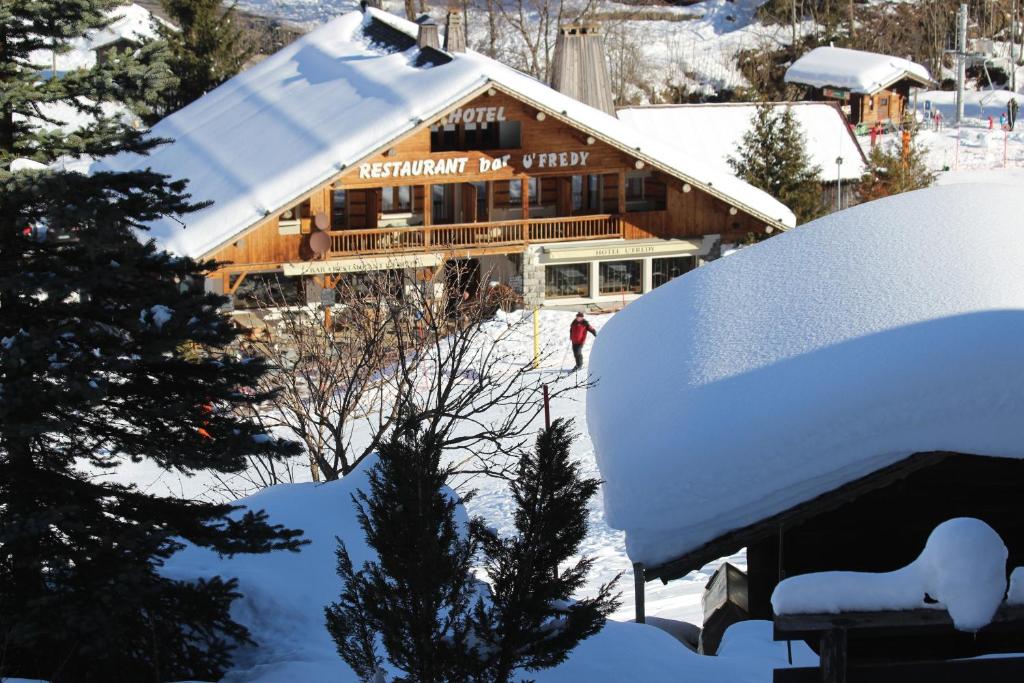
[550,24,616,117]
[417,19,440,50]
[444,11,466,53]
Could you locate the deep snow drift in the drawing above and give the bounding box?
[588,184,1024,569]
[161,455,814,681]
[771,518,1008,632]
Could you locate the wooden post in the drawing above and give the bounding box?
[820,628,847,683]
[617,170,626,215]
[521,177,530,243]
[532,307,540,369]
[423,183,432,248]
[542,383,550,428]
[633,562,646,624]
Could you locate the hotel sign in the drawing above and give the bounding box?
[543,240,701,262]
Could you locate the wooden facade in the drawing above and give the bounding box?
[813,80,915,127]
[205,87,781,300]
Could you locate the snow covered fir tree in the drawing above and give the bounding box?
[326,418,618,682]
[0,2,304,680]
[728,102,824,225]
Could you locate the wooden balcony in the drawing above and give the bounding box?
[327,214,622,258]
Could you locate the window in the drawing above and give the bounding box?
[651,256,695,289]
[507,178,540,207]
[331,188,346,229]
[382,186,412,214]
[625,171,666,212]
[599,260,642,295]
[572,174,602,212]
[545,263,590,298]
[234,274,305,309]
[430,120,521,152]
[430,123,459,152]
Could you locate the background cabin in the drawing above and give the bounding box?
[784,46,933,127]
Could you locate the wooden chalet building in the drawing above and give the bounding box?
[785,46,933,128]
[101,7,793,311]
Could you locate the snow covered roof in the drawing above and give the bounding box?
[617,102,867,182]
[31,4,164,75]
[588,184,1024,570]
[785,46,932,95]
[96,8,794,259]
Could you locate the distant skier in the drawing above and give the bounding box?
[569,312,597,372]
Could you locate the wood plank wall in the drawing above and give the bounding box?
[208,90,776,272]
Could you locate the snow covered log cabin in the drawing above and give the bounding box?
[98,7,793,311]
[588,184,1024,662]
[618,102,867,212]
[785,46,932,128]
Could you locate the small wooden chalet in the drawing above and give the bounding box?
[618,102,868,211]
[785,46,933,127]
[100,7,793,311]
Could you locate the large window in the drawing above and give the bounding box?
[382,186,412,214]
[430,120,521,152]
[651,256,695,289]
[571,174,602,213]
[545,263,590,298]
[599,260,642,295]
[507,178,540,207]
[233,274,305,309]
[331,188,346,229]
[625,171,667,212]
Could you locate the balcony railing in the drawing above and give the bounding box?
[327,214,622,258]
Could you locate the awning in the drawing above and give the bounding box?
[540,238,702,262]
[282,253,443,276]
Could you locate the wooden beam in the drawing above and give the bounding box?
[820,628,847,683]
[774,605,1024,642]
[225,271,250,294]
[633,563,645,624]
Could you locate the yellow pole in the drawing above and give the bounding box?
[533,308,540,369]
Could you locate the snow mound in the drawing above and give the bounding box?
[785,46,931,94]
[771,518,1008,632]
[588,184,1024,569]
[159,454,807,682]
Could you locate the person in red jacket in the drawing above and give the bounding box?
[569,312,597,371]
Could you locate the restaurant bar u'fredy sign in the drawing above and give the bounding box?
[357,150,593,180]
[356,105,591,180]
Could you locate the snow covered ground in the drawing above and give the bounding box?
[115,309,730,632]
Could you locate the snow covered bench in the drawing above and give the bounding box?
[771,518,1024,683]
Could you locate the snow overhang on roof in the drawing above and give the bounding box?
[785,46,933,95]
[588,184,1024,572]
[95,7,793,259]
[617,102,868,183]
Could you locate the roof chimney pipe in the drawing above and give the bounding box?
[550,24,616,117]
[444,10,466,53]
[417,19,440,50]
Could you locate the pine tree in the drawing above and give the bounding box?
[728,102,825,224]
[858,124,935,202]
[471,418,620,683]
[0,3,304,680]
[159,0,255,114]
[325,418,481,683]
